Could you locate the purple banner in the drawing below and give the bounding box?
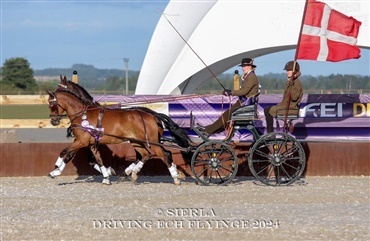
[93,94,370,142]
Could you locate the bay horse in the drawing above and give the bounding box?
[56,76,192,177]
[46,89,191,185]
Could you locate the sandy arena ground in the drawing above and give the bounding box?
[1,176,369,241]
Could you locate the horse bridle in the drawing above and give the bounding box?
[48,91,68,124]
[48,91,90,125]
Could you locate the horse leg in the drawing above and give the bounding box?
[89,161,116,176]
[88,146,114,185]
[163,149,182,185]
[142,145,182,185]
[130,160,145,184]
[48,140,86,179]
[89,146,116,176]
[129,145,150,184]
[48,148,76,178]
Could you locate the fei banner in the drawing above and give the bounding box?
[95,94,370,142]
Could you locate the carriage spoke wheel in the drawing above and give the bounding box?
[248,132,306,186]
[191,141,238,186]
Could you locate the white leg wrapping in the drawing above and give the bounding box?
[107,167,116,176]
[125,163,136,175]
[49,157,65,177]
[55,156,63,167]
[93,164,115,176]
[168,163,179,178]
[100,166,109,178]
[132,161,144,173]
[58,161,66,172]
[93,164,102,173]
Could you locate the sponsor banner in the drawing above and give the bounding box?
[94,94,370,141]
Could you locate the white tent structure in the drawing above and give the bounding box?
[136,0,369,95]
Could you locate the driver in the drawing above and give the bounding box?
[196,58,260,138]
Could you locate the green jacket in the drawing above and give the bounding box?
[269,78,303,116]
[231,71,259,99]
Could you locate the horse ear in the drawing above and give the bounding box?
[45,90,54,97]
[58,76,67,89]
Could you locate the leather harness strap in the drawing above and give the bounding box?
[93,107,106,149]
[137,110,156,156]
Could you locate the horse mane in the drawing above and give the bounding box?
[66,80,96,104]
[57,75,98,105]
[55,88,92,106]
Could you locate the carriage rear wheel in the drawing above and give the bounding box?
[248,132,306,186]
[191,141,238,186]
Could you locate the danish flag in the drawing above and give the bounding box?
[297,0,362,62]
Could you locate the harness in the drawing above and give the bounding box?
[49,92,105,148]
[49,91,158,156]
[79,107,106,149]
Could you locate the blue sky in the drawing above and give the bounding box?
[1,0,369,76]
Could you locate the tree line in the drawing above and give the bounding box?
[1,57,369,95]
[197,72,369,94]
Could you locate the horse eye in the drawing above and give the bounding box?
[49,102,57,111]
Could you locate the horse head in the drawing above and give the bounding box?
[46,90,65,126]
[46,90,86,126]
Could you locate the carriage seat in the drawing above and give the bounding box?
[275,105,300,133]
[276,113,299,121]
[231,94,259,121]
[275,106,300,121]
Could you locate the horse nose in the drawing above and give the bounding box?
[50,119,59,126]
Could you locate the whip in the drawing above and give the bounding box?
[161,11,227,91]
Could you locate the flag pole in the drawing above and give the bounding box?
[283,0,310,131]
[294,0,310,64]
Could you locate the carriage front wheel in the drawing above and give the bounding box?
[191,141,238,186]
[248,132,306,186]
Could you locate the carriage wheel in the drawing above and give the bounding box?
[191,141,238,186]
[248,132,306,186]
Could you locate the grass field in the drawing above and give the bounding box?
[0,105,49,119]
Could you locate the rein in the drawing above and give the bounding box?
[94,94,217,107]
[70,123,192,152]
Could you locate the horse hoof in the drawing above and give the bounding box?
[174,178,181,185]
[102,178,111,185]
[48,169,61,178]
[131,172,138,183]
[178,171,186,180]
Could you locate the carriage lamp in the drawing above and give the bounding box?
[72,70,78,84]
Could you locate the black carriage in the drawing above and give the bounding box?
[188,96,306,186]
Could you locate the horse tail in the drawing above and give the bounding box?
[155,113,192,148]
[133,107,192,148]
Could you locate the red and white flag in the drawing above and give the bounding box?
[297,0,362,62]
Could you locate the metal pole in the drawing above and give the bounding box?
[123,58,129,95]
